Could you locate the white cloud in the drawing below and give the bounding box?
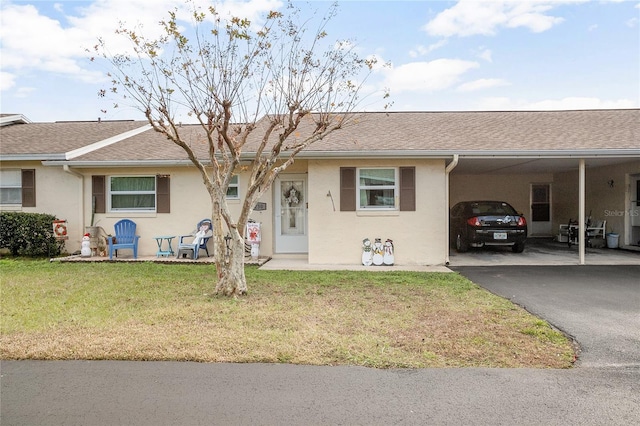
[0,72,16,91]
[408,40,448,58]
[422,0,577,38]
[477,48,493,63]
[0,0,284,87]
[479,96,637,111]
[384,59,479,93]
[15,87,37,99]
[457,78,510,92]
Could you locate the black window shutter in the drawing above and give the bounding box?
[92,175,106,213]
[340,167,356,211]
[156,175,170,213]
[21,169,36,207]
[399,167,415,211]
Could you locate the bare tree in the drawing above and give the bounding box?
[95,1,386,296]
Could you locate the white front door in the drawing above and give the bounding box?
[530,183,552,236]
[274,175,308,253]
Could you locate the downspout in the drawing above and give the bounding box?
[63,165,85,249]
[444,154,459,266]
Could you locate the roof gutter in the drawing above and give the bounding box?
[451,149,640,158]
[276,149,640,160]
[42,159,200,168]
[444,155,459,267]
[1,154,67,161]
[37,148,640,166]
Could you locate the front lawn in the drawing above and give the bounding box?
[0,259,575,368]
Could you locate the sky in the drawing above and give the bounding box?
[1,0,639,123]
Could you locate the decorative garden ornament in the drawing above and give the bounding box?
[383,239,394,265]
[372,238,384,265]
[246,221,261,260]
[81,233,92,257]
[361,238,373,266]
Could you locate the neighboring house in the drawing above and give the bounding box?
[1,110,638,265]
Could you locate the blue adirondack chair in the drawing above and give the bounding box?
[108,219,140,260]
[176,219,212,260]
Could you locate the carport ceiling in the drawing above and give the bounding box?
[451,157,637,175]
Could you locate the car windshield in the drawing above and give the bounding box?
[470,202,517,216]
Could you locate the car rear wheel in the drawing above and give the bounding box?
[456,234,469,253]
[512,241,525,253]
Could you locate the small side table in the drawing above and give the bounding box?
[153,236,175,257]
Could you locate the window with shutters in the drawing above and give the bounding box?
[340,166,415,212]
[108,176,156,212]
[358,168,398,210]
[0,169,35,207]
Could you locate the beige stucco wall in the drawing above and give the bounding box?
[0,161,84,254]
[76,165,274,258]
[307,159,447,266]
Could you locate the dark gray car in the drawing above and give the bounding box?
[450,200,527,253]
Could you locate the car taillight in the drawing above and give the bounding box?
[467,217,481,227]
[517,216,526,226]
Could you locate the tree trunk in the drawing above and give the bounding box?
[214,236,247,296]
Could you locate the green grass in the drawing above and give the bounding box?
[0,259,575,368]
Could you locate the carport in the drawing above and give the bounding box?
[446,153,640,266]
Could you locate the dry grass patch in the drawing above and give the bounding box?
[0,259,575,368]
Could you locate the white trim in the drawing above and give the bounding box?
[290,149,640,160]
[357,167,398,211]
[0,114,32,127]
[226,174,240,199]
[65,124,152,160]
[107,175,157,213]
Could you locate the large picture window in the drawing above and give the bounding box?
[109,176,156,211]
[358,168,397,209]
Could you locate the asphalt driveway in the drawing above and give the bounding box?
[452,265,640,368]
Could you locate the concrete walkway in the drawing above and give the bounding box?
[449,238,640,266]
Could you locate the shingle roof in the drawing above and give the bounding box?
[0,120,149,158]
[3,110,639,164]
[68,124,209,162]
[297,109,640,153]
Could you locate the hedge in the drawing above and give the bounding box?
[0,212,64,257]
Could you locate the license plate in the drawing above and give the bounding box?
[494,232,507,240]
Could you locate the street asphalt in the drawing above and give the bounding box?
[1,265,639,425]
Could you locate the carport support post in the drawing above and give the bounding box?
[579,159,586,265]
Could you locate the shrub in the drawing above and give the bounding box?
[0,212,64,257]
